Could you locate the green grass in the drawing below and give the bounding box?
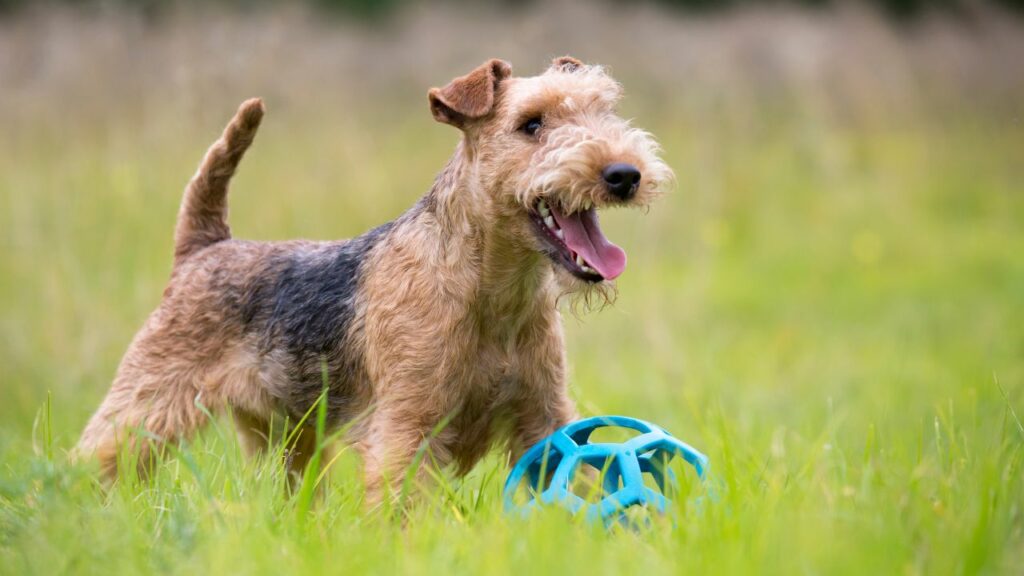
[2,37,1023,574]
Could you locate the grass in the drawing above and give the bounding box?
[1,5,1024,574]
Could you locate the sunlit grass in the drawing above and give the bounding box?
[1,6,1023,573]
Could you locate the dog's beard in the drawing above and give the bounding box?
[552,266,618,316]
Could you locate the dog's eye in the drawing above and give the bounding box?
[519,117,543,137]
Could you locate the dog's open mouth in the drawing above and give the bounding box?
[529,199,627,282]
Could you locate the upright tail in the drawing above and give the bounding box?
[173,98,265,264]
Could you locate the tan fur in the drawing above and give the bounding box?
[174,98,265,264]
[74,57,672,507]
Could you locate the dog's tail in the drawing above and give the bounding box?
[173,98,265,264]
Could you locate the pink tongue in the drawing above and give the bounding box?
[550,205,627,280]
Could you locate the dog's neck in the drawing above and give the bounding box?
[422,143,556,323]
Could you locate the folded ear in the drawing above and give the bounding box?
[428,59,512,128]
[549,56,584,73]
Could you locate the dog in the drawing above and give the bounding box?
[74,56,672,505]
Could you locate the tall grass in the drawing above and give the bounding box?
[1,2,1023,574]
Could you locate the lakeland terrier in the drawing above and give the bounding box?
[74,56,672,504]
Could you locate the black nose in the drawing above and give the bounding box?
[601,163,641,200]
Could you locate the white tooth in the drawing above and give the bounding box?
[576,254,585,267]
[544,215,556,229]
[583,265,595,274]
[555,229,564,240]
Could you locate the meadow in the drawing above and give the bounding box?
[1,3,1022,574]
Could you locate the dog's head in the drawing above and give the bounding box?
[429,57,672,294]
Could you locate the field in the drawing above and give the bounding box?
[1,3,1023,574]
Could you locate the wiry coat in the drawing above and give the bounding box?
[74,57,671,504]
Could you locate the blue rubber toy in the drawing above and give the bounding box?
[502,415,708,524]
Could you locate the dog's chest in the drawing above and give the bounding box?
[459,302,553,412]
[466,336,524,408]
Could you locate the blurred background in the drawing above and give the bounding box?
[1,0,1023,572]
[2,0,1023,444]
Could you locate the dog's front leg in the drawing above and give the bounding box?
[510,386,578,464]
[359,401,458,512]
[509,328,579,464]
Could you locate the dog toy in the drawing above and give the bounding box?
[502,415,708,524]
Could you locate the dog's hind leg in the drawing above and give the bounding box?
[232,409,271,459]
[73,328,218,483]
[230,410,327,491]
